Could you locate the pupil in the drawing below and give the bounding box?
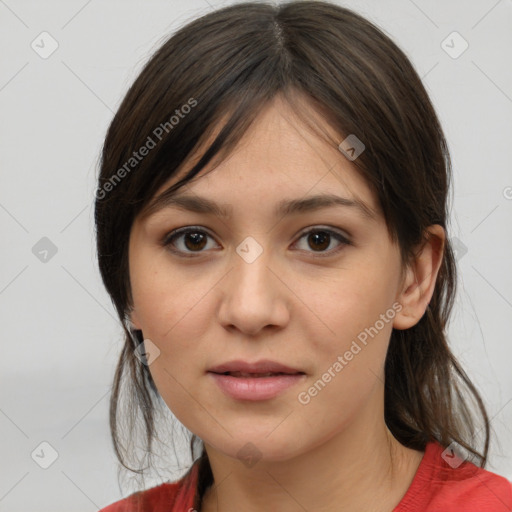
[185,232,206,251]
[182,231,331,252]
[309,232,330,251]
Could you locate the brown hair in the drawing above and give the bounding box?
[94,0,490,501]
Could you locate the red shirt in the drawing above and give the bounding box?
[99,441,512,511]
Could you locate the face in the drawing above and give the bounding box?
[128,95,408,462]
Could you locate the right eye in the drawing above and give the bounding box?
[162,226,220,257]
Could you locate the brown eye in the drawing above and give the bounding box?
[183,232,208,251]
[307,231,331,251]
[163,227,218,256]
[162,226,351,258]
[294,227,351,256]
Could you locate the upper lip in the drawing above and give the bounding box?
[208,359,305,375]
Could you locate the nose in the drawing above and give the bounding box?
[217,247,290,337]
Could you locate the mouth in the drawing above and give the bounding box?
[207,358,305,376]
[212,371,305,378]
[207,361,307,401]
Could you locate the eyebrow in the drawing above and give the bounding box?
[142,191,376,221]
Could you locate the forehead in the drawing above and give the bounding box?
[143,95,380,220]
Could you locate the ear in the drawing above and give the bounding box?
[393,225,445,330]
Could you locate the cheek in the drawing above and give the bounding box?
[303,262,399,353]
[130,259,219,405]
[293,277,396,428]
[130,249,216,340]
[292,266,398,422]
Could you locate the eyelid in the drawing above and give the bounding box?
[293,225,351,257]
[296,224,351,242]
[161,225,219,254]
[162,225,351,257]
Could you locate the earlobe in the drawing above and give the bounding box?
[393,225,445,330]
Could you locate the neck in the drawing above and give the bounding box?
[199,392,424,512]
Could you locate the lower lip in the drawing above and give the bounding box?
[208,372,306,401]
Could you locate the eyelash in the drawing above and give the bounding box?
[161,225,351,258]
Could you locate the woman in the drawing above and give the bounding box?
[95,1,512,510]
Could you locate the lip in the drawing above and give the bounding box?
[208,372,307,401]
[208,359,304,375]
[207,359,306,401]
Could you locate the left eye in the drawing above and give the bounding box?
[162,227,350,257]
[294,228,351,255]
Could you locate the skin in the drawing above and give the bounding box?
[128,94,445,512]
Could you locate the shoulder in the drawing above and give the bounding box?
[434,461,512,510]
[396,442,512,511]
[99,463,199,512]
[98,482,181,512]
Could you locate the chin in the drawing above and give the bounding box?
[206,432,307,465]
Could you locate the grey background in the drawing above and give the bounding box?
[1,0,511,510]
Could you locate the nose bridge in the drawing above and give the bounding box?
[218,236,288,333]
[232,236,275,300]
